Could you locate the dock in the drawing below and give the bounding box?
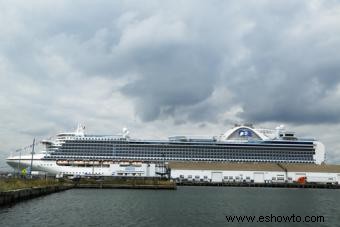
[176,181,340,189]
[2,176,338,206]
[0,184,73,206]
[0,177,176,206]
[74,177,177,190]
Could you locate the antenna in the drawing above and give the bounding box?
[75,123,85,136]
[29,138,35,177]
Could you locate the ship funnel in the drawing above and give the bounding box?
[122,127,130,138]
[275,125,285,138]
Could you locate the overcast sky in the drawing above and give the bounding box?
[1,0,340,170]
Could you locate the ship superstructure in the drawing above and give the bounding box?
[6,124,325,177]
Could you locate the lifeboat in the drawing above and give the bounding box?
[132,162,142,167]
[119,162,130,166]
[56,160,69,165]
[74,160,85,165]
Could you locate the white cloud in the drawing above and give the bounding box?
[1,0,340,170]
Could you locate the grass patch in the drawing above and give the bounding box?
[0,178,62,192]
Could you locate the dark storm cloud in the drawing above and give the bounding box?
[2,0,340,167]
[220,1,340,124]
[121,44,221,121]
[110,2,250,122]
[1,0,340,126]
[120,0,340,124]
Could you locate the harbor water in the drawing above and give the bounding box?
[1,186,339,227]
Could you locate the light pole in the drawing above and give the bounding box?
[29,138,35,177]
[18,150,21,176]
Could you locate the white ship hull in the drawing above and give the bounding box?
[6,154,157,177]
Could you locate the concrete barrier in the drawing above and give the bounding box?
[75,183,176,190]
[0,185,73,206]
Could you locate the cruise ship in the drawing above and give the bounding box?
[6,124,325,177]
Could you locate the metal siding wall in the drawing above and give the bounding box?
[211,172,223,182]
[253,172,265,183]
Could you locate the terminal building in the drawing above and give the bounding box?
[169,162,340,184]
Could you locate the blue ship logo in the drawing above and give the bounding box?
[239,129,252,137]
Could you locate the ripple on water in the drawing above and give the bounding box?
[0,187,340,227]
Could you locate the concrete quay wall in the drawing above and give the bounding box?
[0,185,72,206]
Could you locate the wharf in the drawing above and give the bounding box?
[176,181,340,189]
[0,177,176,206]
[76,184,176,189]
[0,184,73,206]
[74,177,177,190]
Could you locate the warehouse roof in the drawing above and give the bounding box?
[168,162,282,171]
[168,162,340,173]
[281,163,340,173]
